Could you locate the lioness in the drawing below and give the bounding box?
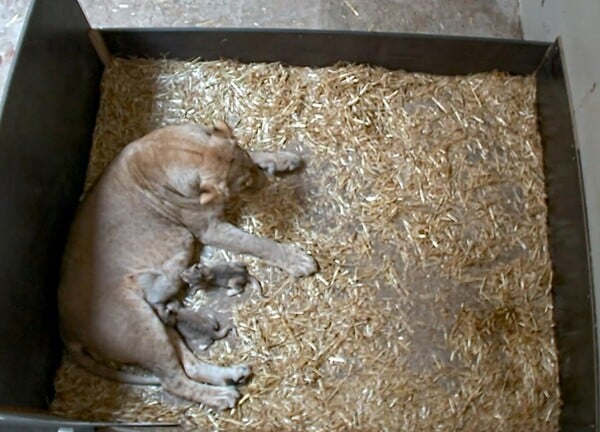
[58,122,317,409]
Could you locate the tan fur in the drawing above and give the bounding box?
[58,123,316,410]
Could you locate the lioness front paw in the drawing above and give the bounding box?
[282,245,317,277]
[258,151,304,175]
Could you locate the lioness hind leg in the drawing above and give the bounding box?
[162,371,240,411]
[96,287,241,410]
[168,327,251,386]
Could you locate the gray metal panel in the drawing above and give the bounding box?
[100,28,549,75]
[0,411,177,431]
[0,0,102,409]
[537,42,597,430]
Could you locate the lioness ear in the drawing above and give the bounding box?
[199,185,219,205]
[212,120,233,138]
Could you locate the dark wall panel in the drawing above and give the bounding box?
[101,28,548,75]
[0,0,102,408]
[537,42,597,430]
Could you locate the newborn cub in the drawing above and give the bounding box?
[59,122,317,410]
[181,261,258,297]
[157,261,257,352]
[157,300,231,354]
[176,307,231,353]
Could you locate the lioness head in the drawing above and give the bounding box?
[126,122,268,210]
[211,120,268,198]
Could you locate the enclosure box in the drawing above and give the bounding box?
[0,0,595,430]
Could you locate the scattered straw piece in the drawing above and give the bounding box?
[343,0,360,16]
[51,59,560,431]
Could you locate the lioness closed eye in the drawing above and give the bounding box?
[58,121,317,410]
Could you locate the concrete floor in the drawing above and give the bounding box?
[77,0,521,37]
[0,0,27,100]
[0,0,522,103]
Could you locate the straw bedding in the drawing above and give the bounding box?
[51,58,560,431]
